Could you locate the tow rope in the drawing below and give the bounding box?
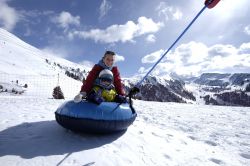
[128,0,221,97]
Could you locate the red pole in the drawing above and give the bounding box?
[205,0,221,9]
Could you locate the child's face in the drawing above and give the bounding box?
[103,54,115,67]
[101,78,112,86]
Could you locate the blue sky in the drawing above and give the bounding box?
[1,0,250,77]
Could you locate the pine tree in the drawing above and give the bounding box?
[52,86,65,99]
[245,83,250,92]
[24,84,28,88]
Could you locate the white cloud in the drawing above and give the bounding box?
[208,44,237,57]
[171,42,208,65]
[53,11,80,29]
[68,16,164,43]
[23,27,32,36]
[114,54,125,62]
[99,0,112,20]
[42,47,69,58]
[239,42,250,54]
[172,9,182,20]
[150,62,174,76]
[210,0,249,21]
[244,25,250,35]
[0,1,19,31]
[141,49,164,63]
[80,54,124,67]
[139,41,250,77]
[138,67,146,74]
[80,60,94,69]
[206,54,250,73]
[146,34,156,43]
[173,64,202,76]
[156,2,183,21]
[137,17,164,35]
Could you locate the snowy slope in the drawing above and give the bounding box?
[0,97,250,166]
[0,28,88,75]
[0,28,89,98]
[0,28,250,166]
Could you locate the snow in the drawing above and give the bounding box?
[0,28,88,76]
[185,83,208,105]
[0,97,250,166]
[0,28,86,98]
[1,28,250,166]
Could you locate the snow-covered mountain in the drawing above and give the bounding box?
[189,73,250,107]
[124,76,196,103]
[124,72,250,107]
[0,28,89,98]
[1,28,249,107]
[194,73,250,87]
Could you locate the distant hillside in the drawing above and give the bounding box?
[194,73,250,87]
[124,75,196,103]
[191,73,250,107]
[0,28,89,98]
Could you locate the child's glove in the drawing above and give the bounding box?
[88,91,104,105]
[94,96,105,105]
[74,92,86,103]
[129,87,140,97]
[115,95,128,103]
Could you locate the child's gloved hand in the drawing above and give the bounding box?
[94,96,105,105]
[73,92,86,103]
[88,91,104,105]
[129,87,140,96]
[115,95,128,103]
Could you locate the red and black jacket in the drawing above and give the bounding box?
[81,65,125,96]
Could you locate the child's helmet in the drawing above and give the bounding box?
[95,69,114,89]
[99,69,113,81]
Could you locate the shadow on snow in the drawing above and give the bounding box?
[0,120,125,159]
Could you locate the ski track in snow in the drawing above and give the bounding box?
[0,96,250,166]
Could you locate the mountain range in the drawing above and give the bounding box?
[0,28,249,106]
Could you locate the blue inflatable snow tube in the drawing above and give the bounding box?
[55,100,137,134]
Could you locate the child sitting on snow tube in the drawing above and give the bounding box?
[74,51,126,103]
[87,69,127,105]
